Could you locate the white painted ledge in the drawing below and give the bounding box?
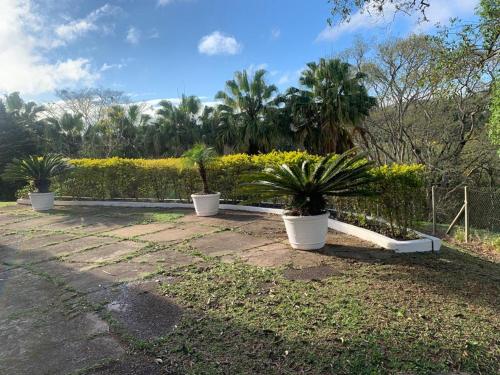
[328,219,440,253]
[17,199,440,253]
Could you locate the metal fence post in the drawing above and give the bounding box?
[432,186,436,235]
[464,186,469,243]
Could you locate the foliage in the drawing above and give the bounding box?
[243,149,376,215]
[182,144,217,194]
[215,69,280,154]
[488,81,500,155]
[50,151,424,234]
[3,154,71,193]
[332,163,426,238]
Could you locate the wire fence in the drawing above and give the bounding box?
[428,186,500,243]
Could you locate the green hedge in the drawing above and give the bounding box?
[51,151,426,234]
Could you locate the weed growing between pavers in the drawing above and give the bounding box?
[152,260,499,374]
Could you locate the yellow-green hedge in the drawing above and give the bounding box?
[53,152,426,234]
[54,151,322,201]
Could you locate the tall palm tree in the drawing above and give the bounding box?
[215,69,278,154]
[295,58,377,154]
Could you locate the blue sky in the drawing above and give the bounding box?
[0,0,479,104]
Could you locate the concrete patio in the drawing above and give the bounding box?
[0,204,390,374]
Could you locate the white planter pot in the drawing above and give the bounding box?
[282,213,329,250]
[191,192,220,216]
[29,192,55,211]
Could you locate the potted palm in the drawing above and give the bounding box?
[245,150,376,250]
[183,144,220,216]
[2,154,71,211]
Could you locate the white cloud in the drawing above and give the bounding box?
[126,27,141,45]
[198,31,242,56]
[100,62,125,72]
[0,0,99,95]
[317,3,396,42]
[55,4,120,44]
[413,0,479,32]
[271,27,281,40]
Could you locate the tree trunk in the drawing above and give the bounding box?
[198,163,210,194]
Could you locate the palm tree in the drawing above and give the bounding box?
[154,95,202,156]
[46,113,85,156]
[244,149,376,216]
[294,58,377,154]
[215,69,278,154]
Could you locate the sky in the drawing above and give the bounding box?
[0,0,480,105]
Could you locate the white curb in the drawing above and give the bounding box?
[17,198,440,253]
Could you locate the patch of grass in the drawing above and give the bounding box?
[0,201,16,207]
[153,255,499,374]
[140,212,184,224]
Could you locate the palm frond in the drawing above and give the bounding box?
[242,149,377,215]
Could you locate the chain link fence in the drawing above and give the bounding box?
[427,186,500,245]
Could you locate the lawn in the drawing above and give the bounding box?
[147,245,499,374]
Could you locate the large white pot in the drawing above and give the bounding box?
[29,192,55,211]
[191,192,220,216]
[282,213,329,250]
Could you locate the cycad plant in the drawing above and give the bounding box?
[2,154,71,193]
[245,149,377,216]
[182,144,217,194]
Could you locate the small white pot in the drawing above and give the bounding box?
[282,213,329,250]
[29,192,55,211]
[191,192,220,216]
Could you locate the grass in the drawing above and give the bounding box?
[0,201,16,207]
[140,212,184,223]
[152,251,500,374]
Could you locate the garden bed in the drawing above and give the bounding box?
[17,198,441,253]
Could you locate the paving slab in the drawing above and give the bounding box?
[190,231,273,257]
[237,218,288,240]
[178,210,265,228]
[131,248,200,267]
[62,262,159,294]
[89,262,159,283]
[0,268,125,375]
[0,215,74,230]
[9,232,77,251]
[227,241,329,269]
[0,233,84,265]
[0,214,31,226]
[138,223,216,243]
[66,240,145,263]
[102,222,175,238]
[43,236,119,257]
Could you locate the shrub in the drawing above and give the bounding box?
[3,154,71,193]
[331,163,426,238]
[242,150,377,216]
[50,151,426,235]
